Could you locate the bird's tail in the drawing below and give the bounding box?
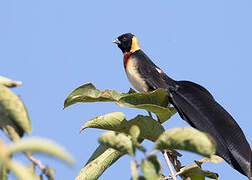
[249,155,252,180]
[169,80,252,178]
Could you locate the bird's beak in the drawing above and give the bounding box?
[112,38,120,45]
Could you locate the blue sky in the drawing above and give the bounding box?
[1,0,252,179]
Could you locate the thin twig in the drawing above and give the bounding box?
[25,152,54,180]
[163,150,177,180]
[26,154,45,172]
[167,151,181,172]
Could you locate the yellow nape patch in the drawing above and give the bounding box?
[130,36,140,53]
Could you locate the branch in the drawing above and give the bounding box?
[25,153,54,180]
[163,150,177,180]
[166,150,181,172]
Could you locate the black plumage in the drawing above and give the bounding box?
[113,33,252,179]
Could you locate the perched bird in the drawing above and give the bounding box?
[113,33,252,179]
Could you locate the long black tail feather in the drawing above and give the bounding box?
[167,80,252,178]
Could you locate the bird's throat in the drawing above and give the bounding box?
[123,52,132,68]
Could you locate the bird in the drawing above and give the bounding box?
[113,33,252,179]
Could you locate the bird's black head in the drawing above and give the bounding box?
[113,33,140,53]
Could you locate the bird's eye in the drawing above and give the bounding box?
[122,37,127,41]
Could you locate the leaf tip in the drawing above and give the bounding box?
[26,129,32,135]
[79,126,86,133]
[16,81,22,86]
[63,100,69,109]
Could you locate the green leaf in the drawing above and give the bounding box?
[119,89,176,123]
[0,117,22,142]
[128,88,137,94]
[181,168,206,180]
[176,159,219,180]
[129,125,140,141]
[154,128,216,157]
[0,76,22,88]
[141,155,161,180]
[44,165,55,180]
[197,155,223,164]
[0,140,10,180]
[0,164,9,180]
[131,160,139,180]
[99,131,135,156]
[126,115,165,142]
[81,112,164,142]
[26,163,43,180]
[64,83,126,108]
[0,84,31,138]
[202,170,218,179]
[138,177,146,180]
[80,112,126,132]
[120,89,169,107]
[64,84,177,123]
[6,160,35,180]
[147,155,161,175]
[76,144,125,180]
[8,137,74,165]
[128,125,146,152]
[85,144,110,164]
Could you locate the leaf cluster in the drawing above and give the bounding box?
[64,83,221,180]
[0,76,74,180]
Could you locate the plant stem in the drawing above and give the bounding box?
[163,150,177,180]
[25,153,54,180]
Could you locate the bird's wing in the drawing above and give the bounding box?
[132,50,176,90]
[170,80,252,177]
[130,49,252,177]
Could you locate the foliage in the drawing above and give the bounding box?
[65,83,222,180]
[0,76,74,180]
[0,76,222,179]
